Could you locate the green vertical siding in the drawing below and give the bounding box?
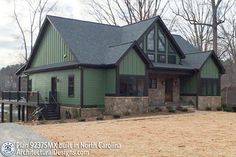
[29,69,80,105]
[105,69,116,94]
[200,57,219,78]
[31,24,75,68]
[180,75,197,94]
[119,48,145,75]
[83,69,106,106]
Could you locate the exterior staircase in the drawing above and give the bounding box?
[45,103,60,120]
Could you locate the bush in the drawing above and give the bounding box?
[216,106,222,111]
[221,104,233,112]
[181,108,188,112]
[166,106,176,113]
[113,113,121,119]
[206,106,212,111]
[78,117,86,122]
[96,114,104,121]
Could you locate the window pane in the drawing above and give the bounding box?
[149,78,157,89]
[147,53,155,61]
[68,76,74,97]
[169,44,176,54]
[147,29,155,50]
[119,76,145,96]
[137,78,144,96]
[139,41,144,49]
[157,54,166,63]
[158,30,166,51]
[168,55,176,64]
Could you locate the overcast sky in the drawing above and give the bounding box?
[0,0,96,68]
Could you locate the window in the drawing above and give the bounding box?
[147,29,155,51]
[68,75,74,97]
[168,55,176,64]
[158,30,166,52]
[149,78,157,88]
[139,41,144,49]
[200,79,220,96]
[169,44,176,54]
[157,54,166,63]
[147,53,155,62]
[119,76,146,96]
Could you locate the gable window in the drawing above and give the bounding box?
[147,29,155,51]
[139,41,144,49]
[68,75,74,97]
[157,54,166,63]
[147,53,155,62]
[158,30,166,52]
[149,78,157,88]
[119,76,146,96]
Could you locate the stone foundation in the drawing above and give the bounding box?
[60,106,80,119]
[81,108,104,117]
[180,96,197,106]
[105,97,149,115]
[198,96,221,110]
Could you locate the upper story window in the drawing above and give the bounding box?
[68,75,74,97]
[147,53,155,62]
[158,30,166,52]
[147,29,155,51]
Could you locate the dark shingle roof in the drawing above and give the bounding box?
[25,15,224,73]
[172,35,199,54]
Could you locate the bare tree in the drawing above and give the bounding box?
[88,0,170,25]
[13,0,57,61]
[172,0,234,55]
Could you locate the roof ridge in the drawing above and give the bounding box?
[47,15,121,28]
[109,41,134,48]
[185,51,211,55]
[121,16,159,28]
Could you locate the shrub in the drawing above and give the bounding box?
[221,104,234,112]
[206,106,212,111]
[124,109,132,116]
[216,106,222,111]
[166,106,176,113]
[59,118,66,123]
[78,117,86,122]
[96,114,104,121]
[181,108,188,112]
[113,113,121,119]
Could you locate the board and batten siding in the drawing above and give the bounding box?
[83,68,116,107]
[31,24,75,68]
[119,48,145,75]
[29,69,80,105]
[200,57,219,79]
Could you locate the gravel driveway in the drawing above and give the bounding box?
[0,123,52,157]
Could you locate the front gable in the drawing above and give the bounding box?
[28,22,76,69]
[119,48,146,76]
[200,56,219,79]
[137,19,184,64]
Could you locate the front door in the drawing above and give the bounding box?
[165,79,173,102]
[50,77,57,102]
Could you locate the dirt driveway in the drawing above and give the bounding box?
[32,111,236,157]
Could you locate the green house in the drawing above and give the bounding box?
[16,15,225,119]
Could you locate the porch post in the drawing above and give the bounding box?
[9,104,13,122]
[18,105,21,121]
[22,105,25,122]
[1,103,4,123]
